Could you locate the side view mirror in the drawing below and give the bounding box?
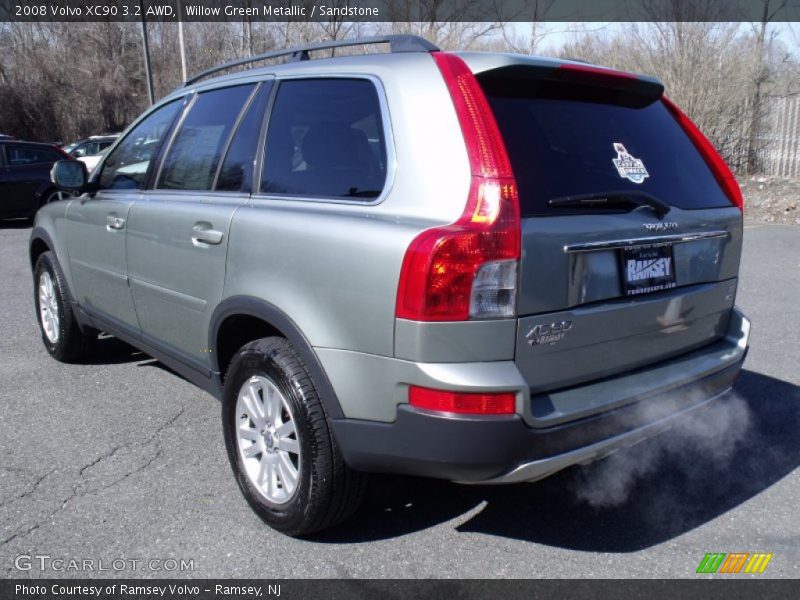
[51,160,88,192]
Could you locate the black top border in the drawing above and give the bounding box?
[1,0,800,22]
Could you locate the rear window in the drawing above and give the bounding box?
[479,76,731,217]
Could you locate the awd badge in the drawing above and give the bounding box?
[612,143,649,184]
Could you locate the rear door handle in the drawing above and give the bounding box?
[192,223,224,246]
[106,215,125,230]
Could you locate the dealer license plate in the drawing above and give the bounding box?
[620,244,677,296]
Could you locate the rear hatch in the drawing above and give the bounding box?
[473,60,743,400]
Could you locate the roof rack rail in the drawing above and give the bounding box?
[182,34,440,87]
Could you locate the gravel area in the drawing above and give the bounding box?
[739,176,800,225]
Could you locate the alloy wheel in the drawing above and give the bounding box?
[38,271,60,343]
[235,375,301,505]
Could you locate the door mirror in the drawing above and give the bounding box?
[51,160,87,191]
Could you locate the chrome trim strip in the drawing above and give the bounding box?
[563,230,729,253]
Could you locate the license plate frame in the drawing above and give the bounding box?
[620,243,677,296]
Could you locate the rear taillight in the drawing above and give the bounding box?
[663,96,744,212]
[409,385,516,415]
[55,146,73,160]
[395,53,521,322]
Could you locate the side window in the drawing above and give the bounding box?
[7,145,60,165]
[72,143,95,157]
[216,81,273,192]
[158,84,255,191]
[260,79,387,200]
[98,100,182,191]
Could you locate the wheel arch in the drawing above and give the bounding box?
[29,232,52,271]
[210,296,345,420]
[29,226,87,329]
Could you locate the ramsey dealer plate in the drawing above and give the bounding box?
[620,244,677,296]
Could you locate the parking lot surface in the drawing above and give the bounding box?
[1,221,798,578]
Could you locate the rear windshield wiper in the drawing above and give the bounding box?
[548,191,671,218]
[343,188,382,198]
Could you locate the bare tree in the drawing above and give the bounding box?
[745,0,788,173]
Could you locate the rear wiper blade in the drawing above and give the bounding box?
[344,188,382,198]
[548,191,671,218]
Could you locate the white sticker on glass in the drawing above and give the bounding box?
[612,143,649,184]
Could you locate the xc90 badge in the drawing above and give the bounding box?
[526,321,573,346]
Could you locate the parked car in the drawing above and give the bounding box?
[0,140,73,221]
[32,35,750,536]
[63,134,118,157]
[79,146,113,175]
[63,135,119,174]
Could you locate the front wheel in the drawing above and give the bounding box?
[33,251,95,362]
[223,337,366,536]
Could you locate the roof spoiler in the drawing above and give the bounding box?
[477,62,664,107]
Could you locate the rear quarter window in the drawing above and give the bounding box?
[480,76,731,217]
[260,78,387,200]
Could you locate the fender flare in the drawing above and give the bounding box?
[29,226,81,310]
[29,226,56,269]
[209,296,345,420]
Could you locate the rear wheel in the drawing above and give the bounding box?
[34,251,95,362]
[223,337,366,536]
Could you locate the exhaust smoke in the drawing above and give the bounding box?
[571,390,752,508]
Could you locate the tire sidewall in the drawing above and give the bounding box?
[222,344,318,533]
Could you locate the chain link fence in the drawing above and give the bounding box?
[724,96,800,178]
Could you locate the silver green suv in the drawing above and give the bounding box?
[32,35,750,536]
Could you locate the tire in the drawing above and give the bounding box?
[33,251,95,362]
[223,337,366,536]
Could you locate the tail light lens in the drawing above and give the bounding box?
[663,96,744,212]
[395,53,521,322]
[55,146,74,160]
[409,385,516,415]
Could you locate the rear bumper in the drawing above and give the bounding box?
[331,308,750,484]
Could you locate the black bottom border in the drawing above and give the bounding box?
[2,579,799,600]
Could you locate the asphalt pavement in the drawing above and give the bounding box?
[1,220,798,579]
